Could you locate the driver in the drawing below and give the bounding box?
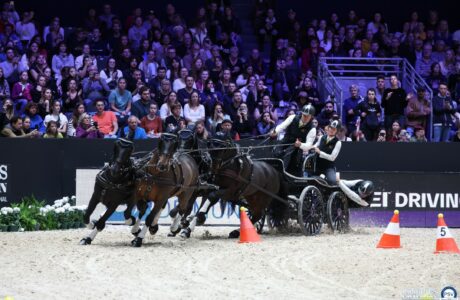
[270,104,316,176]
[312,119,342,185]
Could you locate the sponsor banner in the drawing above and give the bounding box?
[0,164,9,206]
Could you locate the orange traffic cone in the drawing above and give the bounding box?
[434,213,460,254]
[239,207,261,243]
[377,210,401,249]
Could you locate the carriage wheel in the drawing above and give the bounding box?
[327,191,350,233]
[297,186,324,236]
[247,210,265,234]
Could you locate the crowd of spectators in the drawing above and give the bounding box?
[0,1,459,142]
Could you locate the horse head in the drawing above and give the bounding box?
[209,132,237,173]
[177,129,195,151]
[156,133,178,172]
[109,138,134,178]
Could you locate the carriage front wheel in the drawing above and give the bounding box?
[297,186,324,236]
[327,191,350,233]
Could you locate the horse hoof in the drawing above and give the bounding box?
[131,229,141,237]
[228,230,240,239]
[131,237,143,247]
[79,237,92,245]
[180,229,191,239]
[196,212,206,226]
[149,224,159,235]
[167,232,177,237]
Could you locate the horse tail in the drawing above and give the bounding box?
[268,172,289,226]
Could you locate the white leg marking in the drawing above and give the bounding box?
[88,228,98,240]
[138,224,149,239]
[170,213,182,232]
[131,218,141,234]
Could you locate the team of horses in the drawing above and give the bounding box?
[81,132,287,247]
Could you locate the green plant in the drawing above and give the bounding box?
[12,195,45,231]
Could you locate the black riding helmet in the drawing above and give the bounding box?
[328,119,342,129]
[301,104,316,116]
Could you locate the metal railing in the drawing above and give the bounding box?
[318,57,433,139]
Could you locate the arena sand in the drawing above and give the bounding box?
[0,226,459,300]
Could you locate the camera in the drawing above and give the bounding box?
[93,121,98,129]
[379,132,385,137]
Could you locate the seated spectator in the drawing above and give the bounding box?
[21,116,39,137]
[51,42,74,81]
[131,86,153,120]
[207,103,231,134]
[43,120,63,138]
[0,67,11,103]
[44,100,68,136]
[92,99,118,138]
[337,127,352,142]
[165,103,186,132]
[406,87,431,133]
[398,128,411,142]
[439,49,456,77]
[10,71,32,115]
[126,68,146,93]
[451,128,460,142]
[0,48,20,85]
[76,113,103,139]
[100,57,123,90]
[253,95,278,123]
[173,67,190,92]
[67,103,86,137]
[23,102,44,133]
[217,119,240,140]
[62,79,83,113]
[160,91,183,120]
[257,112,275,135]
[139,50,158,81]
[433,83,455,142]
[415,43,436,78]
[410,127,428,142]
[376,128,387,142]
[77,55,94,79]
[59,67,79,95]
[109,78,132,126]
[81,66,110,110]
[426,62,447,91]
[234,103,255,138]
[295,77,321,111]
[75,44,97,70]
[141,103,162,137]
[316,101,338,129]
[387,121,402,142]
[357,88,382,141]
[272,58,297,104]
[29,54,49,83]
[148,67,168,95]
[36,87,53,118]
[184,91,205,126]
[119,115,147,140]
[194,120,209,143]
[382,75,408,129]
[177,76,199,105]
[239,76,257,105]
[1,116,39,138]
[448,62,460,102]
[200,79,223,116]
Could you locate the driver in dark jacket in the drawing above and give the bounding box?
[270,104,316,176]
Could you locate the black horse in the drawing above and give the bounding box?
[180,134,288,238]
[132,133,200,247]
[80,139,137,245]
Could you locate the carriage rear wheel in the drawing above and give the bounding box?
[297,186,324,236]
[327,191,350,233]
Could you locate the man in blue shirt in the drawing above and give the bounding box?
[120,115,147,140]
[342,85,363,133]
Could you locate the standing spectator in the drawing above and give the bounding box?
[406,87,431,133]
[382,75,408,129]
[0,48,20,85]
[92,99,118,138]
[256,112,275,135]
[342,85,363,133]
[415,43,436,78]
[272,58,297,104]
[44,100,68,136]
[119,115,147,140]
[11,71,32,115]
[141,103,162,137]
[432,83,455,142]
[131,86,152,120]
[76,113,103,139]
[356,88,382,141]
[183,91,205,126]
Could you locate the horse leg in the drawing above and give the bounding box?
[80,203,117,245]
[180,191,220,238]
[83,185,102,226]
[131,200,147,236]
[131,201,164,247]
[123,201,136,226]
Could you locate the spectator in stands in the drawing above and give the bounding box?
[273,58,297,104]
[15,11,36,45]
[253,94,277,123]
[177,76,199,105]
[131,86,152,120]
[23,102,44,133]
[1,99,15,123]
[256,111,275,135]
[433,83,456,142]
[184,91,205,126]
[382,75,408,129]
[92,99,118,138]
[0,48,19,85]
[316,101,336,129]
[415,43,436,78]
[406,87,431,133]
[448,62,460,102]
[357,88,382,141]
[128,16,148,50]
[234,102,255,138]
[119,115,147,140]
[160,91,182,121]
[62,79,82,113]
[410,127,428,142]
[37,87,52,117]
[426,62,447,91]
[301,39,325,73]
[296,77,321,111]
[75,44,97,71]
[0,67,10,103]
[44,100,68,136]
[100,58,122,90]
[1,115,39,138]
[139,50,158,81]
[67,103,85,137]
[76,113,103,139]
[108,78,132,127]
[207,103,230,135]
[11,71,32,115]
[225,90,243,122]
[387,121,402,142]
[165,103,185,132]
[451,128,460,142]
[43,120,63,138]
[218,119,239,140]
[141,103,162,138]
[51,42,74,81]
[29,54,49,83]
[82,65,110,110]
[343,85,363,133]
[439,49,456,77]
